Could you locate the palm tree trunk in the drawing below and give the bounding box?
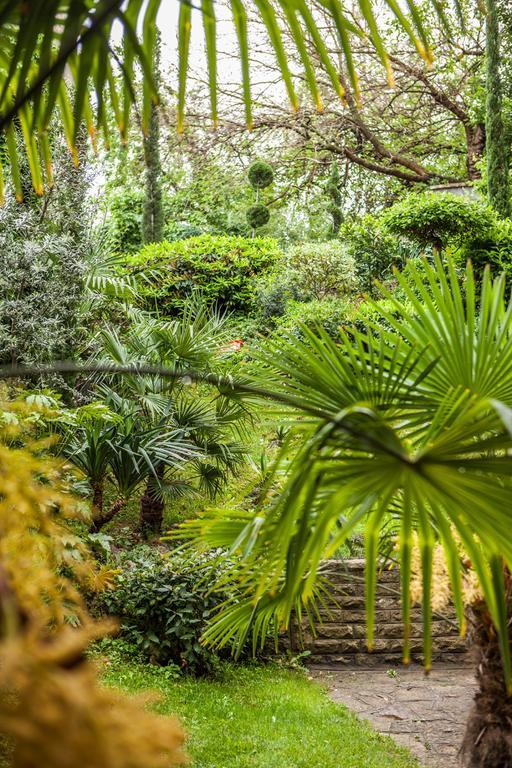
[462,594,512,766]
[139,465,165,535]
[89,497,125,533]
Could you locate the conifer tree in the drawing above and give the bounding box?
[325,163,343,235]
[142,31,164,244]
[486,0,510,218]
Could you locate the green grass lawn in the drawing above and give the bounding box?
[100,659,419,768]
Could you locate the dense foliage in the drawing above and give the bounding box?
[0,410,185,768]
[339,216,409,295]
[0,203,85,368]
[2,2,512,766]
[125,234,282,313]
[284,241,358,300]
[98,547,239,674]
[459,218,512,281]
[248,162,274,190]
[382,193,495,250]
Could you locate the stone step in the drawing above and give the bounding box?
[289,559,469,667]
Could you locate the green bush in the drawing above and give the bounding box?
[381,193,495,251]
[272,296,401,343]
[284,241,359,300]
[108,189,145,254]
[107,191,207,254]
[339,215,411,294]
[248,161,274,190]
[97,546,237,675]
[458,218,512,281]
[126,234,282,313]
[246,204,270,229]
[273,298,352,342]
[253,270,305,324]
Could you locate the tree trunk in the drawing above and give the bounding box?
[139,464,165,535]
[462,597,512,766]
[465,123,486,181]
[89,497,125,533]
[142,30,164,245]
[90,481,104,519]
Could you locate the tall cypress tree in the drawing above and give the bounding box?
[325,163,344,235]
[142,31,164,244]
[486,0,510,218]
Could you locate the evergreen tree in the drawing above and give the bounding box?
[142,31,164,244]
[486,0,510,218]
[325,163,344,235]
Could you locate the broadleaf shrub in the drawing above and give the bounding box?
[125,235,281,313]
[284,241,359,300]
[339,215,409,294]
[97,546,240,674]
[381,192,495,251]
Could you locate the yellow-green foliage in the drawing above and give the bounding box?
[0,407,185,768]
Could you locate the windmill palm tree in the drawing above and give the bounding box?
[92,304,248,531]
[62,405,199,531]
[173,258,512,766]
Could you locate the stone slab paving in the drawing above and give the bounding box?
[309,664,475,767]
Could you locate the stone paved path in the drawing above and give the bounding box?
[310,664,475,767]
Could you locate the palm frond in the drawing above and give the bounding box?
[176,259,512,688]
[0,0,451,199]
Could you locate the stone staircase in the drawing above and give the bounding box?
[289,559,468,666]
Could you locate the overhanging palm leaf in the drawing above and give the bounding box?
[0,0,452,199]
[175,258,512,688]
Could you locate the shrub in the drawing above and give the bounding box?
[253,269,305,324]
[246,203,270,229]
[381,192,495,251]
[97,546,238,674]
[458,218,512,282]
[107,191,206,253]
[272,296,401,343]
[0,203,85,367]
[248,161,274,190]
[284,241,358,300]
[108,189,145,254]
[339,215,410,294]
[273,297,352,342]
[126,234,282,313]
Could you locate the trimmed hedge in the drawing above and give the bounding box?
[381,193,495,251]
[126,234,281,313]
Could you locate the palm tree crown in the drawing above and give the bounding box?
[176,258,512,688]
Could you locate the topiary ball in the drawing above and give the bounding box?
[246,204,270,229]
[248,161,274,190]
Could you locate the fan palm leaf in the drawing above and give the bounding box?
[174,258,512,688]
[0,0,457,199]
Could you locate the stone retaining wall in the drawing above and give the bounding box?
[290,559,468,666]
